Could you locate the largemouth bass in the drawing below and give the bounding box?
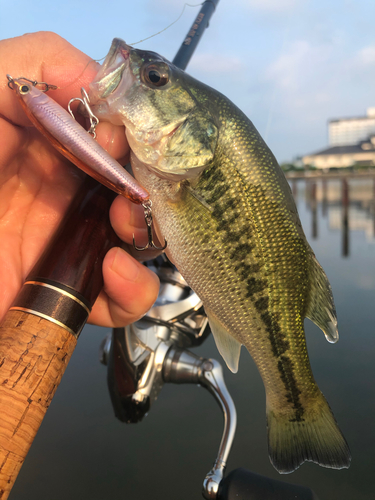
[88,38,351,474]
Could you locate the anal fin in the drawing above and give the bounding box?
[205,306,241,373]
[306,253,338,343]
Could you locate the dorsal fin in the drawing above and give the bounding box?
[205,306,242,373]
[305,253,338,343]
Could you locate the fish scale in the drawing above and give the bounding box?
[173,147,310,407]
[135,143,317,430]
[88,38,351,475]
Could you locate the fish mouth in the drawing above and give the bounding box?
[88,38,133,104]
[101,38,130,73]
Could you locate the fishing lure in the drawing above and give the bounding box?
[7,75,149,205]
[7,75,166,250]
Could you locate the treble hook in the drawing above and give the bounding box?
[133,201,167,251]
[68,87,99,138]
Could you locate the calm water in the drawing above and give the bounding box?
[11,177,375,500]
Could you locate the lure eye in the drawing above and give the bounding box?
[142,63,170,88]
[19,84,30,95]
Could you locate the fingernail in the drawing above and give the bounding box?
[110,247,140,282]
[97,122,116,154]
[96,122,130,159]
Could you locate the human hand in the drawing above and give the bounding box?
[0,31,159,327]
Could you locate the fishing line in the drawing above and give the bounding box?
[52,59,101,91]
[40,3,203,91]
[130,2,203,45]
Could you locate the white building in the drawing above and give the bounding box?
[329,108,375,146]
[303,108,375,169]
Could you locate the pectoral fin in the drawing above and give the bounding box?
[205,307,242,373]
[306,253,338,343]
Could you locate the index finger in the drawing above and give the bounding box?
[0,31,100,127]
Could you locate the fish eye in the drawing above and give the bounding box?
[142,63,169,88]
[19,84,30,95]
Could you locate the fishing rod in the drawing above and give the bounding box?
[0,1,220,498]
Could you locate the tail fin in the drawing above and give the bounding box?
[267,392,351,474]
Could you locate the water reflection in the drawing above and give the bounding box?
[294,175,375,256]
[342,180,349,257]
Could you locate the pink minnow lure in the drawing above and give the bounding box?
[8,76,149,205]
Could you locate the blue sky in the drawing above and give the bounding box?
[1,0,374,162]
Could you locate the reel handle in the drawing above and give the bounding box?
[218,468,319,500]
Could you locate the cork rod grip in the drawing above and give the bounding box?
[0,179,120,498]
[0,310,77,499]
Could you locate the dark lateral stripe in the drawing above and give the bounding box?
[277,355,304,422]
[10,281,91,338]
